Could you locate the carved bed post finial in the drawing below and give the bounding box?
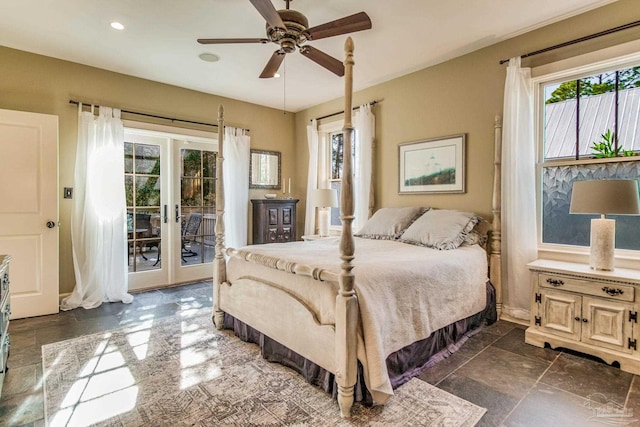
[490,115,503,318]
[213,105,226,329]
[336,36,358,419]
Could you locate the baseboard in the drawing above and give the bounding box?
[499,312,529,326]
[58,292,71,305]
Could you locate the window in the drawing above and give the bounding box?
[538,62,640,252]
[323,127,357,228]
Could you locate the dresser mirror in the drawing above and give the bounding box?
[249,149,281,189]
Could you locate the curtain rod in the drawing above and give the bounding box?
[68,100,250,132]
[312,99,380,122]
[499,19,640,65]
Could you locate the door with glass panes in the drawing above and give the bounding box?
[124,129,216,291]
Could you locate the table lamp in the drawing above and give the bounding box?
[570,179,640,271]
[311,189,339,237]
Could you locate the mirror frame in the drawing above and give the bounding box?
[249,149,281,189]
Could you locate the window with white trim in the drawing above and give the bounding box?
[537,62,640,252]
[318,120,357,231]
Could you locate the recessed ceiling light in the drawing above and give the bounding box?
[198,52,220,63]
[274,73,281,78]
[110,22,125,30]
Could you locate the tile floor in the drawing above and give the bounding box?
[1,282,639,426]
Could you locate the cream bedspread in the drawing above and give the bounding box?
[226,237,488,403]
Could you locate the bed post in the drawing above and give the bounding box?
[490,115,502,318]
[213,105,226,329]
[335,37,358,419]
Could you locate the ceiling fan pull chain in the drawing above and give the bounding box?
[283,56,287,114]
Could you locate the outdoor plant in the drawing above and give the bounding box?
[591,130,636,158]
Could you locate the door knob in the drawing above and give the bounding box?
[46,221,56,228]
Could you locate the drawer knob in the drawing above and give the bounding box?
[582,318,588,323]
[574,316,581,321]
[602,286,624,296]
[546,278,565,287]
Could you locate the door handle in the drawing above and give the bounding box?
[46,221,56,228]
[175,204,181,223]
[163,205,168,224]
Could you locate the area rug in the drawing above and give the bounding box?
[42,309,486,426]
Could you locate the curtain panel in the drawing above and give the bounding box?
[354,104,375,230]
[501,57,537,320]
[304,119,320,236]
[62,105,132,310]
[223,127,250,249]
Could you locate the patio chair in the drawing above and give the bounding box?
[135,213,161,265]
[181,213,202,262]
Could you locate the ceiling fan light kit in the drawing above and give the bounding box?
[197,0,371,79]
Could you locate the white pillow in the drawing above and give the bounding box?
[355,207,427,240]
[399,209,481,250]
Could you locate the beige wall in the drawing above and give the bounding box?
[2,0,640,295]
[293,0,640,234]
[0,47,295,294]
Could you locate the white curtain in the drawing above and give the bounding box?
[223,126,250,249]
[304,119,320,236]
[502,57,537,320]
[354,104,375,231]
[62,105,132,310]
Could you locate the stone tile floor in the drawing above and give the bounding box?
[1,281,638,426]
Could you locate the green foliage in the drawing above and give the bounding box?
[405,168,456,186]
[591,130,636,158]
[546,66,640,104]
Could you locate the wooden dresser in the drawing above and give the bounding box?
[526,259,640,375]
[0,255,11,397]
[252,199,298,244]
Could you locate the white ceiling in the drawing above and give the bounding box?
[0,0,617,112]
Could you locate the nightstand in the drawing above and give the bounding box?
[525,259,640,374]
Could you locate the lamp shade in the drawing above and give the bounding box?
[311,188,339,208]
[570,179,640,215]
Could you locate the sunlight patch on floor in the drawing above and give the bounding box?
[50,386,138,427]
[48,322,157,426]
[179,317,221,389]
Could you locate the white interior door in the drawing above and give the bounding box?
[0,109,59,319]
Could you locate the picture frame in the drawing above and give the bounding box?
[398,134,466,194]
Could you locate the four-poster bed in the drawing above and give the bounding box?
[212,37,503,418]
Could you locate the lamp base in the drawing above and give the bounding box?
[318,209,330,237]
[590,217,615,271]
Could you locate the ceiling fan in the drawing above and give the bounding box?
[197,0,372,78]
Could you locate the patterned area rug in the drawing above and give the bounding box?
[42,309,486,426]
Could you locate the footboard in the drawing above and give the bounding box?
[218,276,337,373]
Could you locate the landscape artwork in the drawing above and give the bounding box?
[398,134,466,194]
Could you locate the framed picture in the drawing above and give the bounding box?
[398,134,466,194]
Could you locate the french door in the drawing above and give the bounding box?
[124,127,217,291]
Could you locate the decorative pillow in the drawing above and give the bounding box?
[462,220,490,248]
[355,207,428,240]
[399,209,481,250]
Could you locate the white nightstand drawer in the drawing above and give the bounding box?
[539,273,635,302]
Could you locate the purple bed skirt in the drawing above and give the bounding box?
[223,281,497,404]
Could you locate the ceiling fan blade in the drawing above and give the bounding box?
[300,46,344,77]
[260,50,286,78]
[250,0,285,29]
[304,11,372,41]
[197,38,269,44]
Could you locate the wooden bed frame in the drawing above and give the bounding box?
[211,37,503,418]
